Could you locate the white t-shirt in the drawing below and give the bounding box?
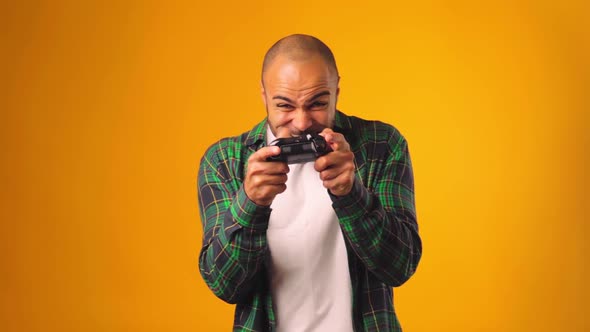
[266,128,354,332]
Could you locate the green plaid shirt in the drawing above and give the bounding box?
[197,111,421,331]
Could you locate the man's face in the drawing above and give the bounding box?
[261,55,339,138]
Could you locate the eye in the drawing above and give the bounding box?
[276,103,294,110]
[309,101,328,109]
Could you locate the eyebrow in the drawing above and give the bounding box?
[272,91,331,104]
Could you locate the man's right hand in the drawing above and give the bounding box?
[244,146,289,206]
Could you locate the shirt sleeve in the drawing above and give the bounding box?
[330,134,422,287]
[197,142,271,303]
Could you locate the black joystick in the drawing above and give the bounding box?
[266,133,332,164]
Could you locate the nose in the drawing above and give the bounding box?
[292,109,312,133]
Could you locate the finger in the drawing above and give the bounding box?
[322,172,354,196]
[318,127,334,136]
[314,153,342,172]
[318,158,354,181]
[250,172,288,184]
[320,129,349,152]
[327,134,350,152]
[314,155,329,172]
[314,151,353,172]
[250,146,281,162]
[318,128,334,147]
[263,183,288,199]
[319,167,340,182]
[262,174,288,185]
[267,162,290,175]
[249,160,289,175]
[271,183,287,195]
[249,183,287,206]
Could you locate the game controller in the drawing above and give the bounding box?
[266,133,332,164]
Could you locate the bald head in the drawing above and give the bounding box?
[261,34,339,85]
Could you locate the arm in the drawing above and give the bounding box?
[197,145,270,304]
[322,132,422,286]
[197,142,287,303]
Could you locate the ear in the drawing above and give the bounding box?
[260,81,267,106]
[335,77,340,104]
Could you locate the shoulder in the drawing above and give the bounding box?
[201,130,249,166]
[199,119,266,178]
[338,112,407,152]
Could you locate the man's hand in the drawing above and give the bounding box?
[244,146,289,206]
[315,128,355,196]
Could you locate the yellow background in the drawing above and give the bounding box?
[1,0,588,331]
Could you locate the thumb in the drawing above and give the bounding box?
[252,146,281,161]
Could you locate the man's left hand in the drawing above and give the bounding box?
[315,128,355,196]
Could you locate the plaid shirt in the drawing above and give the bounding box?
[197,111,421,331]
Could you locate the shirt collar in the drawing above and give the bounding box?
[333,110,352,136]
[244,118,268,150]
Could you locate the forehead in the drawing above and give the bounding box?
[263,55,337,95]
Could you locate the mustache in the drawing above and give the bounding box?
[264,104,334,138]
[291,127,327,136]
[276,126,328,138]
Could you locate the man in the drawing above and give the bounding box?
[197,34,421,331]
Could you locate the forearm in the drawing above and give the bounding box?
[199,185,271,303]
[331,177,422,286]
